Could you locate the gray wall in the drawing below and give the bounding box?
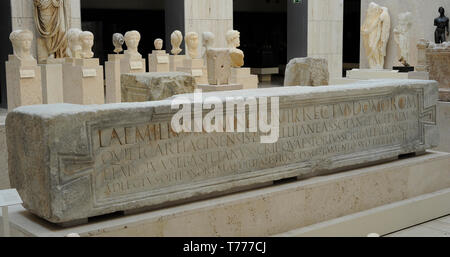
[0,1,12,108]
[81,0,164,10]
[287,0,308,61]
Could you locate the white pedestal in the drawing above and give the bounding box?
[62,58,105,105]
[169,55,185,72]
[231,68,259,89]
[5,55,42,111]
[148,50,170,72]
[105,54,124,103]
[39,63,64,104]
[177,58,208,84]
[120,53,146,74]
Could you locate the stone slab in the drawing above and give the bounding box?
[6,79,439,224]
[435,101,450,153]
[0,116,9,190]
[121,72,196,102]
[1,151,449,236]
[197,84,243,92]
[347,69,409,80]
[284,57,329,87]
[425,44,450,101]
[231,68,259,89]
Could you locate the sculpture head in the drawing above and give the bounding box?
[439,7,445,16]
[67,28,82,58]
[185,32,199,58]
[9,29,34,61]
[154,38,163,50]
[112,33,124,54]
[226,30,240,49]
[124,30,141,52]
[79,31,94,50]
[202,32,215,49]
[170,30,183,55]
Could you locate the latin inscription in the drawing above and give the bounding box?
[92,93,421,204]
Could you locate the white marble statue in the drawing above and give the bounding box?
[9,30,35,62]
[170,30,183,55]
[112,33,124,54]
[154,38,163,50]
[226,30,244,68]
[124,30,142,59]
[361,2,391,69]
[202,32,215,63]
[33,0,69,62]
[67,28,82,58]
[394,12,412,66]
[186,32,199,59]
[79,31,94,59]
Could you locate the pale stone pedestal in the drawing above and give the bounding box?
[62,58,105,105]
[148,50,169,72]
[197,83,243,92]
[105,54,124,103]
[346,69,430,80]
[120,53,146,74]
[251,67,279,82]
[5,56,42,111]
[177,58,208,84]
[2,151,450,237]
[39,61,64,104]
[231,68,259,89]
[169,55,185,72]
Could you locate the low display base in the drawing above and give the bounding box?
[197,84,243,92]
[2,151,450,237]
[393,66,415,73]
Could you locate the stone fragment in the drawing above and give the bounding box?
[206,48,231,85]
[284,57,329,87]
[121,72,196,102]
[6,79,438,225]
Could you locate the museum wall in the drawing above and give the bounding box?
[308,0,344,78]
[10,0,81,59]
[359,0,450,69]
[184,0,233,48]
[80,0,164,10]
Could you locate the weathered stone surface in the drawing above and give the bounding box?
[6,79,438,224]
[284,57,329,87]
[425,42,450,101]
[206,48,231,85]
[0,119,9,190]
[121,72,196,102]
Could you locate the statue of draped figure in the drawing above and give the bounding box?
[34,0,69,62]
[361,2,391,69]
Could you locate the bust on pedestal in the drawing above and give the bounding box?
[177,32,206,84]
[5,30,42,110]
[148,38,170,72]
[120,30,146,74]
[226,30,258,89]
[105,33,125,103]
[62,30,104,105]
[169,30,185,72]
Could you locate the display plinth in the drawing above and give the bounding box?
[105,54,124,103]
[169,55,185,72]
[5,55,42,111]
[39,62,64,104]
[62,58,104,105]
[120,53,146,74]
[346,69,429,80]
[2,151,450,237]
[177,58,207,84]
[148,50,170,72]
[231,68,259,89]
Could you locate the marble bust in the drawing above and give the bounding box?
[112,33,124,54]
[170,30,183,55]
[394,12,412,66]
[154,38,163,50]
[67,28,82,58]
[361,2,390,69]
[79,31,94,59]
[9,30,35,62]
[185,32,199,59]
[124,30,142,59]
[434,7,449,44]
[226,30,244,68]
[202,32,215,62]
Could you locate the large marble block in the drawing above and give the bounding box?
[425,43,450,101]
[284,57,329,87]
[6,79,438,224]
[121,72,196,102]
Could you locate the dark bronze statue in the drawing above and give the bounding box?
[434,7,449,44]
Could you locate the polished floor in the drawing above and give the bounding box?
[385,215,450,237]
